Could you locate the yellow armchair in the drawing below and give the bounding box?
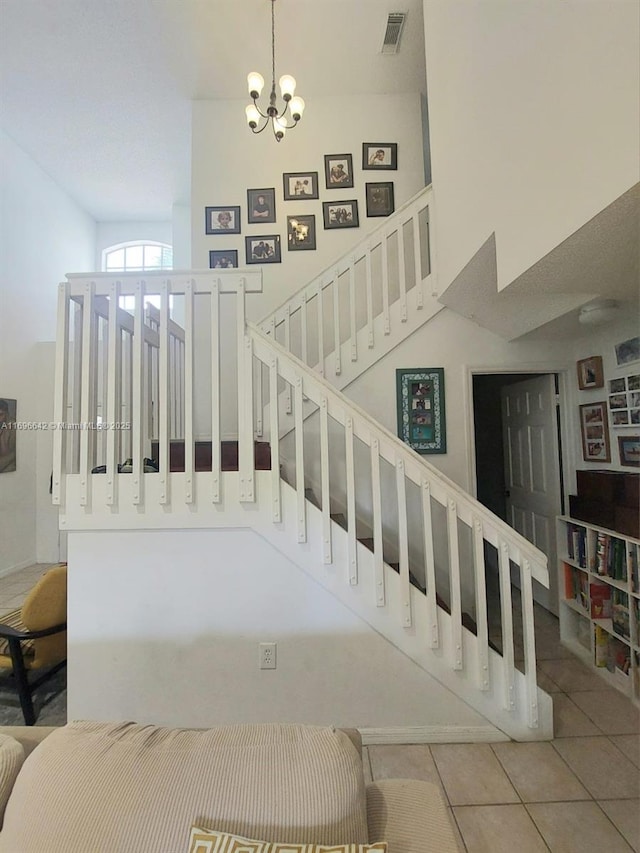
[0,565,67,725]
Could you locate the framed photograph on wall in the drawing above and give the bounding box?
[205,205,241,235]
[324,154,354,189]
[365,182,395,217]
[579,401,611,463]
[0,397,17,473]
[245,235,281,264]
[396,368,446,454]
[322,200,359,229]
[576,355,604,390]
[287,215,316,251]
[614,336,640,367]
[283,172,319,200]
[209,250,238,269]
[618,435,640,467]
[362,142,397,170]
[247,188,276,224]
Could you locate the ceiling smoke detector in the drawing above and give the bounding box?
[381,12,407,54]
[578,299,621,326]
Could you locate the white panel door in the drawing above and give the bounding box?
[501,375,561,614]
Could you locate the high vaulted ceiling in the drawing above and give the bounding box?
[0,0,427,221]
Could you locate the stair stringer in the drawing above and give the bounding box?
[252,478,553,742]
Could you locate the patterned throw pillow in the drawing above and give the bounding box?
[188,827,387,853]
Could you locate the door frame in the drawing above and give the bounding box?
[463,364,573,609]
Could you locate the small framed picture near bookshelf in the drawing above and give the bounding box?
[618,435,640,467]
[576,355,604,390]
[579,401,611,462]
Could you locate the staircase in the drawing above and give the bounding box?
[52,188,553,741]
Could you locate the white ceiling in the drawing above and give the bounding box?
[0,0,427,221]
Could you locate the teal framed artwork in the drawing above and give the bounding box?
[396,368,446,454]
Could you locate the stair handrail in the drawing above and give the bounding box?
[248,320,548,583]
[259,184,434,330]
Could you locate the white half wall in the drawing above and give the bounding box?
[423,0,640,292]
[0,130,95,575]
[67,527,489,731]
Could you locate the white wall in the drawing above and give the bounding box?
[423,0,640,292]
[0,130,96,575]
[191,94,426,320]
[67,527,488,731]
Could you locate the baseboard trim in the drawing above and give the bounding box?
[358,725,510,745]
[0,558,36,579]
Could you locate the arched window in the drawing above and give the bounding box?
[102,241,173,310]
[102,241,173,273]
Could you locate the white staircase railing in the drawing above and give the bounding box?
[247,324,550,735]
[258,186,440,398]
[53,266,552,739]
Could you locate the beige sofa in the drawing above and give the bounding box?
[0,722,460,852]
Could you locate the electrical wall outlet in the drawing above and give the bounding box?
[259,642,277,670]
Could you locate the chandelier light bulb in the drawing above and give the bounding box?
[289,96,305,121]
[279,74,296,101]
[247,72,265,99]
[245,104,261,128]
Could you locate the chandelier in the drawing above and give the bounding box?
[245,0,305,142]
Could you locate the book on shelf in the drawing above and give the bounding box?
[594,532,627,581]
[590,582,612,619]
[629,543,639,593]
[567,523,587,568]
[611,589,630,641]
[607,636,631,678]
[563,563,588,611]
[595,625,608,667]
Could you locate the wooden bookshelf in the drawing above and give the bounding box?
[557,516,640,706]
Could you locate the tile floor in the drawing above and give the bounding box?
[1,564,639,851]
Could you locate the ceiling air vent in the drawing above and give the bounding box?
[381,12,407,54]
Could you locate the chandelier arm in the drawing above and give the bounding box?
[252,119,271,135]
[251,97,272,121]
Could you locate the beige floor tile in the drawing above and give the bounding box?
[610,735,640,770]
[527,801,633,852]
[569,690,640,735]
[362,747,372,784]
[492,742,590,803]
[0,594,24,612]
[553,693,602,738]
[538,658,611,692]
[553,736,640,800]
[431,744,519,806]
[537,667,563,693]
[367,744,442,790]
[598,799,640,852]
[448,807,467,852]
[454,804,547,853]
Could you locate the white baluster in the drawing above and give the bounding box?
[412,212,424,309]
[79,282,96,507]
[421,478,439,647]
[283,305,292,414]
[131,280,145,505]
[348,260,357,362]
[345,417,357,585]
[396,458,411,627]
[371,438,384,606]
[332,274,341,375]
[316,283,325,377]
[237,281,254,503]
[211,280,221,502]
[269,356,281,523]
[447,499,463,670]
[397,223,408,322]
[158,279,170,505]
[294,374,306,542]
[499,539,516,711]
[300,291,308,366]
[52,282,70,506]
[381,234,391,334]
[105,280,121,506]
[521,557,539,727]
[320,397,332,563]
[183,280,194,503]
[472,516,490,690]
[365,247,374,348]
